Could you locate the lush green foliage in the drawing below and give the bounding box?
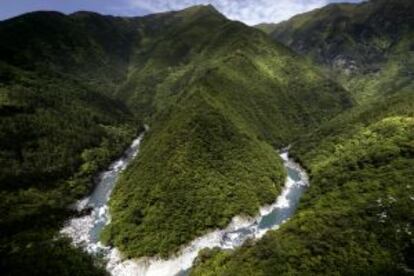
[255,23,279,34]
[102,95,285,257]
[0,5,352,272]
[191,102,414,275]
[0,11,140,94]
[0,12,142,276]
[0,69,133,275]
[102,6,351,258]
[267,0,414,104]
[191,1,414,274]
[2,234,108,276]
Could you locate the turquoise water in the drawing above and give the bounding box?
[62,147,308,276]
[61,131,146,254]
[220,153,308,248]
[258,166,305,230]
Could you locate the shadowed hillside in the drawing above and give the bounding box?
[192,1,414,274]
[0,5,353,274]
[266,0,414,103]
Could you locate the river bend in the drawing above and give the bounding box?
[61,138,309,276]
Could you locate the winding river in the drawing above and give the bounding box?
[61,135,309,276]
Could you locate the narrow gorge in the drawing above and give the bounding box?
[62,142,309,276]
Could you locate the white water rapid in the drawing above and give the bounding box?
[61,139,309,276]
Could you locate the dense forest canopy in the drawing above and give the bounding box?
[192,0,414,274]
[1,0,413,275]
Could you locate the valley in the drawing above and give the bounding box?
[0,0,413,275]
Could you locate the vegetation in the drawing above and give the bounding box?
[4,1,412,274]
[0,67,135,275]
[191,1,414,274]
[0,12,141,276]
[255,23,279,34]
[2,235,108,276]
[1,5,352,272]
[102,95,286,257]
[191,95,414,275]
[102,6,351,258]
[266,0,414,104]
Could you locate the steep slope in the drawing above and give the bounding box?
[192,1,414,274]
[191,88,414,276]
[1,5,352,273]
[266,0,414,103]
[0,11,142,93]
[119,6,351,145]
[255,23,279,34]
[101,6,352,258]
[0,11,142,276]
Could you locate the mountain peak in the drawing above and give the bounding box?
[70,11,106,18]
[4,10,66,22]
[177,4,222,17]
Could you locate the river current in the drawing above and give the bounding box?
[61,135,309,276]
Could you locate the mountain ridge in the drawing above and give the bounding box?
[260,0,414,103]
[192,1,414,274]
[0,5,353,274]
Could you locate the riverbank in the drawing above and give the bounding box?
[61,131,146,255]
[61,147,309,276]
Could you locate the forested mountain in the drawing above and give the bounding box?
[263,0,414,103]
[0,5,352,275]
[192,0,414,274]
[3,0,412,275]
[0,11,143,276]
[99,5,351,258]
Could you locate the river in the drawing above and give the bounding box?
[61,137,309,276]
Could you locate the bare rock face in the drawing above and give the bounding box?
[332,55,358,75]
